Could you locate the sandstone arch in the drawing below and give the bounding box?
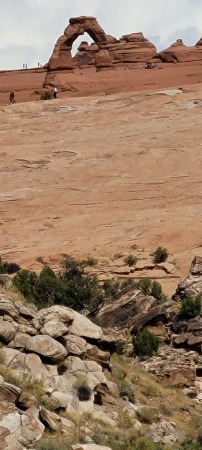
[47,16,112,72]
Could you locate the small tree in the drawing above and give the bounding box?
[179,295,202,320]
[150,281,163,302]
[13,269,38,301]
[103,279,120,298]
[152,247,168,263]
[132,329,160,357]
[137,278,152,296]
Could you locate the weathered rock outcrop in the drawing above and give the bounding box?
[173,256,202,299]
[45,16,156,88]
[74,32,156,68]
[154,39,202,63]
[97,288,168,331]
[143,347,196,387]
[47,16,110,72]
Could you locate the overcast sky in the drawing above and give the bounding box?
[0,0,201,70]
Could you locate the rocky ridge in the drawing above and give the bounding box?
[153,38,202,64]
[44,16,202,89]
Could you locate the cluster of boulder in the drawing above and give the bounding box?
[0,297,117,449]
[1,256,202,448]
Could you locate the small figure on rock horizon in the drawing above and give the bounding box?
[9,91,16,104]
[53,86,57,99]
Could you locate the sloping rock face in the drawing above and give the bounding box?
[97,288,168,331]
[173,256,202,299]
[154,39,202,63]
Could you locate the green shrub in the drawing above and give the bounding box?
[0,256,20,274]
[114,340,125,355]
[179,295,202,320]
[132,329,160,357]
[150,280,164,302]
[117,379,135,403]
[124,254,137,266]
[40,91,53,100]
[35,266,67,307]
[13,258,104,312]
[120,278,137,290]
[13,269,38,301]
[36,438,78,450]
[137,278,152,295]
[103,278,120,298]
[179,439,202,450]
[61,257,104,311]
[152,247,168,263]
[137,278,165,302]
[93,430,158,450]
[73,374,92,401]
[136,406,158,424]
[81,256,98,267]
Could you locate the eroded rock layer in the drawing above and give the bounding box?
[153,39,202,63]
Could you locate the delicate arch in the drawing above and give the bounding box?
[47,16,109,71]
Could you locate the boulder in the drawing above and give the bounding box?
[0,318,17,342]
[25,335,67,362]
[95,50,114,71]
[84,344,110,368]
[0,402,44,448]
[0,275,12,290]
[8,352,48,381]
[71,444,113,450]
[0,295,19,320]
[8,332,31,351]
[39,406,74,432]
[62,334,87,356]
[130,304,168,333]
[173,256,202,299]
[67,309,103,340]
[103,288,168,335]
[37,305,74,338]
[0,383,21,404]
[143,348,196,387]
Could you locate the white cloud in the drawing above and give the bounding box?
[0,0,201,69]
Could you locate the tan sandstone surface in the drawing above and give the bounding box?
[1,69,202,294]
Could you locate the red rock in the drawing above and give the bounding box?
[47,16,109,72]
[47,16,156,74]
[154,39,202,63]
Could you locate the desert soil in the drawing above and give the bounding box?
[0,63,202,295]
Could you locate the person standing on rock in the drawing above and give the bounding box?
[53,86,58,99]
[9,91,16,104]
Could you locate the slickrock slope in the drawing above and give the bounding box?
[1,86,202,294]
